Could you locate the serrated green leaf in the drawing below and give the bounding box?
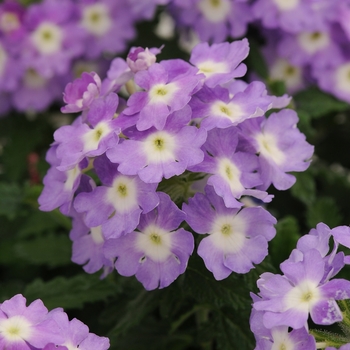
[14,233,72,267]
[270,216,300,266]
[24,273,117,309]
[306,196,342,229]
[294,87,349,118]
[0,182,22,219]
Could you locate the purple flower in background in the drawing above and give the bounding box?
[313,58,350,104]
[190,39,249,88]
[252,0,331,33]
[169,0,252,43]
[183,186,276,280]
[0,0,26,46]
[22,0,84,78]
[107,107,206,183]
[0,294,63,349]
[104,192,194,290]
[11,67,65,112]
[61,71,101,113]
[123,61,201,131]
[78,0,136,59]
[239,109,314,191]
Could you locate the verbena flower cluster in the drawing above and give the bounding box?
[250,223,350,350]
[0,294,109,349]
[38,39,314,290]
[0,0,167,114]
[2,0,350,116]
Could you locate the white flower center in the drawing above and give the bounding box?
[64,165,80,191]
[297,31,330,54]
[272,0,300,11]
[23,68,47,89]
[335,62,350,94]
[211,101,244,122]
[0,315,32,343]
[82,121,111,153]
[270,328,295,350]
[31,21,63,55]
[270,58,302,91]
[144,131,176,164]
[90,226,104,244]
[148,82,179,105]
[0,12,20,32]
[197,61,229,78]
[210,215,246,254]
[136,224,172,262]
[217,158,244,195]
[198,0,230,23]
[106,176,138,214]
[81,3,112,36]
[0,44,7,77]
[255,132,285,165]
[284,279,320,312]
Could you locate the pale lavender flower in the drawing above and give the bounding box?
[250,297,316,350]
[0,294,63,349]
[61,71,101,113]
[69,208,114,275]
[123,61,201,131]
[253,249,350,330]
[238,109,314,191]
[107,106,206,183]
[190,81,271,130]
[47,308,110,350]
[73,154,159,239]
[183,186,276,280]
[126,46,161,73]
[190,39,249,88]
[189,126,272,207]
[54,93,120,171]
[104,192,194,290]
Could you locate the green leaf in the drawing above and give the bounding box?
[245,39,269,80]
[290,170,316,206]
[270,216,300,266]
[213,307,254,350]
[14,233,72,267]
[294,87,349,119]
[306,196,342,229]
[24,274,118,310]
[0,182,22,219]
